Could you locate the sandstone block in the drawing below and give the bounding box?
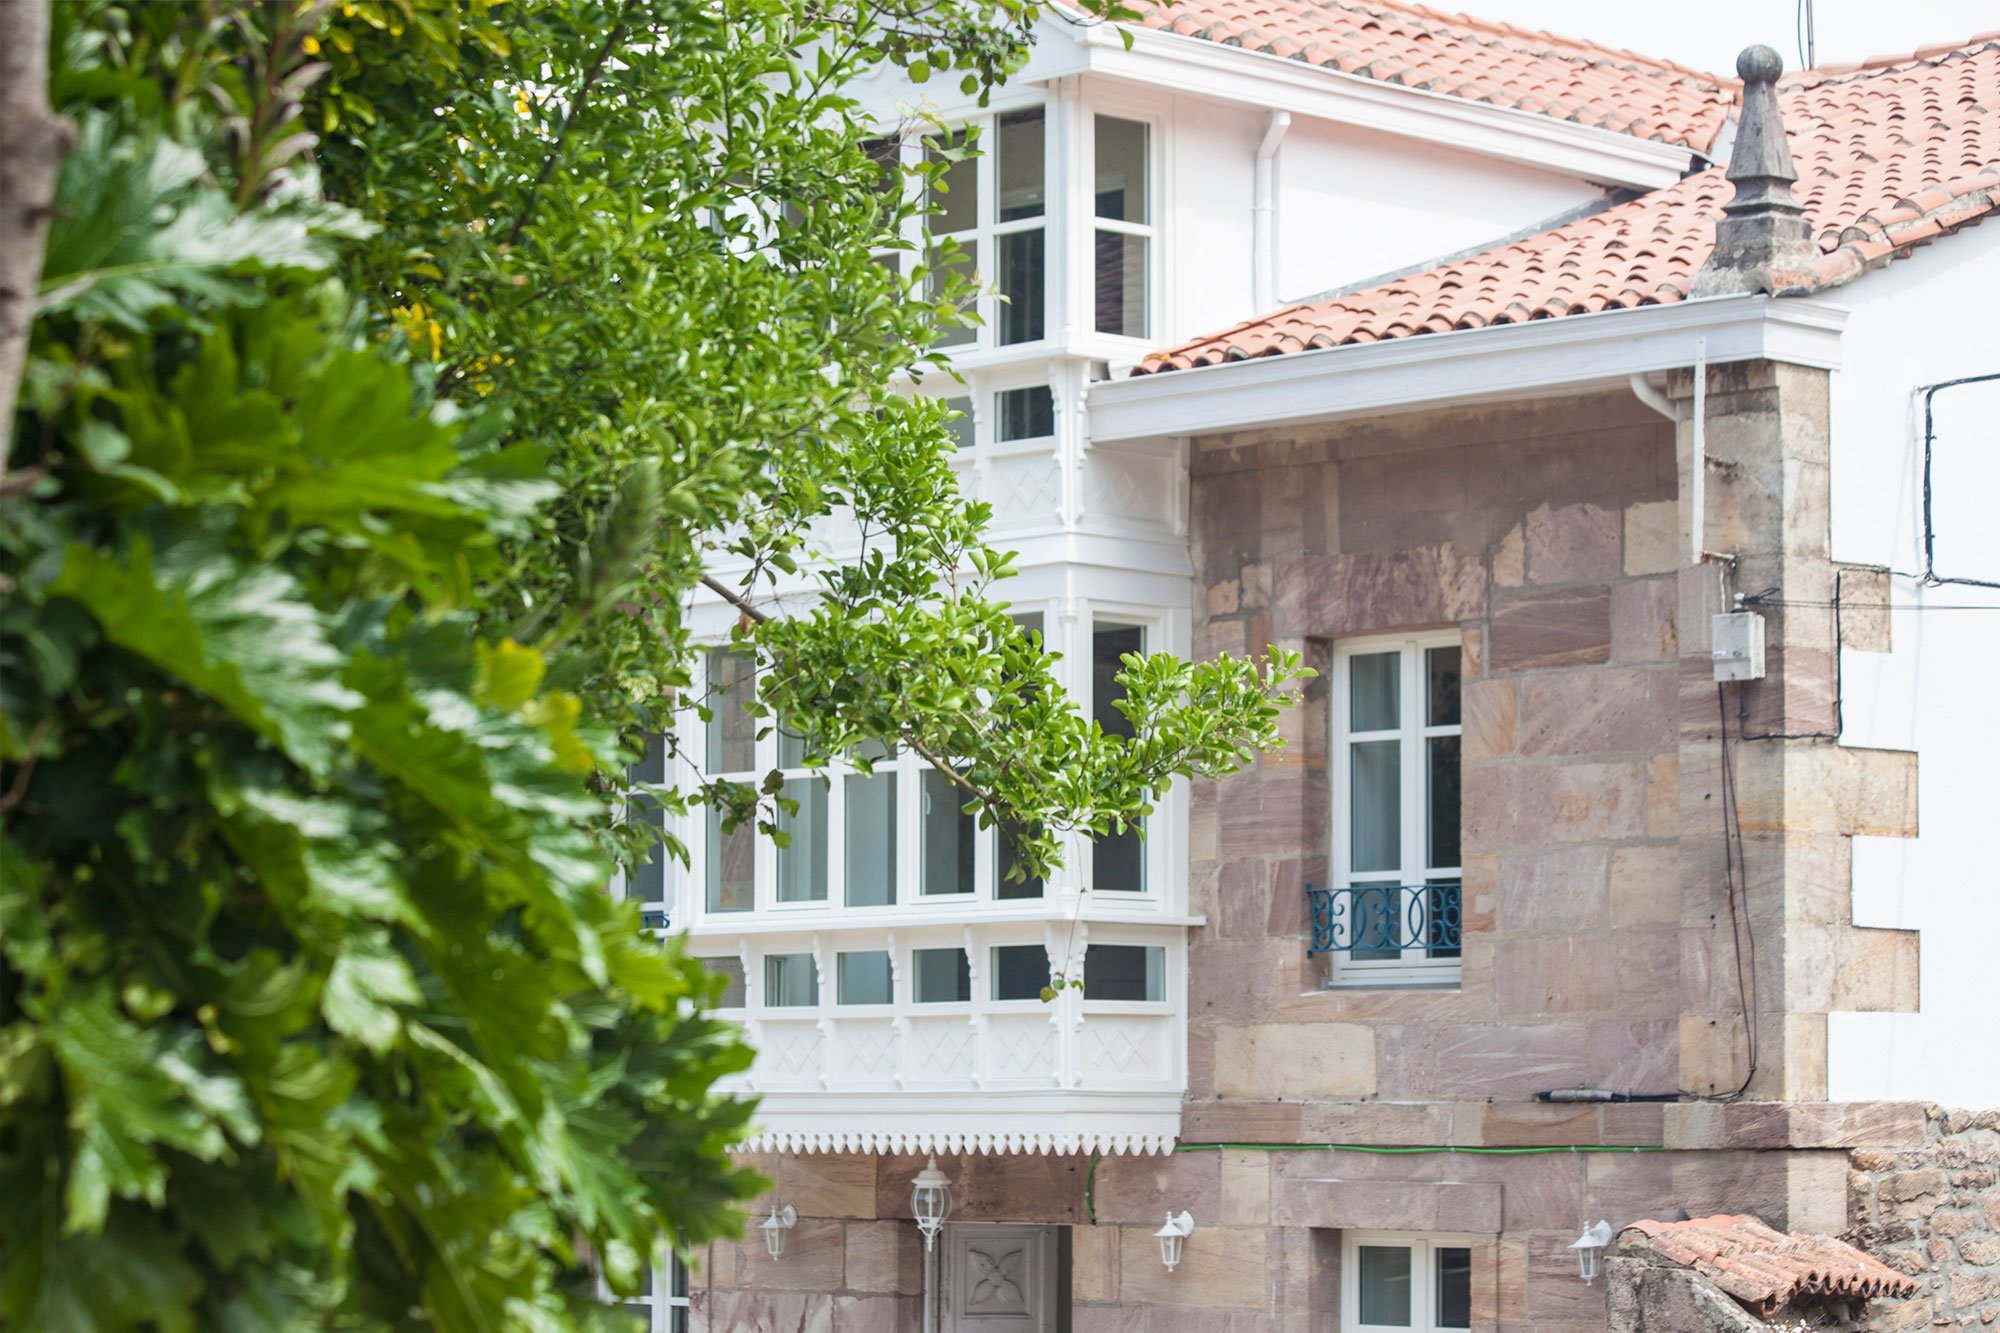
[1488,586,1613,670]
[1624,500,1681,575]
[1116,1224,1267,1310]
[1213,1023,1374,1099]
[1879,1169,1950,1220]
[1498,843,1609,932]
[1841,566,1892,652]
[1516,666,1677,757]
[1073,1223,1119,1303]
[1430,1023,1592,1099]
[1527,501,1622,583]
[1612,576,1679,662]
[1462,759,1650,850]
[1963,1238,2000,1266]
[1219,1149,1272,1226]
[849,1221,923,1296]
[1610,844,1679,925]
[832,1294,919,1333]
[1493,523,1525,586]
[1494,936,1619,1015]
[1462,678,1517,759]
[1272,545,1487,638]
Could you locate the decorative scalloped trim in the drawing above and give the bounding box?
[742,1128,1177,1156]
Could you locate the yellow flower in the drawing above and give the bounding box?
[302,35,320,54]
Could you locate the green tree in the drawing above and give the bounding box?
[0,0,1300,1328]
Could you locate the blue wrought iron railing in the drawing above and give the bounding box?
[1306,882,1462,956]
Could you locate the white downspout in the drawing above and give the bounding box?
[1252,110,1291,312]
[1691,336,1708,564]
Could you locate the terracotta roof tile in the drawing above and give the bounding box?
[1127,0,1735,150]
[1621,1214,1917,1318]
[1139,39,2000,375]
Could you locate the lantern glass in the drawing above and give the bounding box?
[1570,1220,1612,1284]
[759,1204,796,1260]
[911,1157,954,1252]
[1154,1210,1194,1272]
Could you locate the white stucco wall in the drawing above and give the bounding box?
[1815,222,2000,1107]
[1272,117,1607,306]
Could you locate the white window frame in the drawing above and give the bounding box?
[687,622,1062,927]
[1086,107,1159,345]
[920,104,1052,358]
[600,1251,691,1333]
[1087,613,1159,899]
[1341,1232,1476,1333]
[1329,632,1463,987]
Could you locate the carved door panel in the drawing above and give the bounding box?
[943,1224,1057,1333]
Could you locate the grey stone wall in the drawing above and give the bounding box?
[1850,1107,2000,1329]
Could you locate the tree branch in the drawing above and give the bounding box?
[503,2,638,251]
[0,0,74,476]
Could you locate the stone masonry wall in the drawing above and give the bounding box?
[1188,389,1693,1140]
[1850,1108,2000,1330]
[1185,367,1921,1146]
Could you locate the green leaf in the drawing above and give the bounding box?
[50,536,359,776]
[323,932,421,1052]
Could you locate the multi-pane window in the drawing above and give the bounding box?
[991,944,1051,1001]
[1082,944,1164,1002]
[691,638,1055,917]
[837,950,894,1005]
[925,109,1046,350]
[1092,622,1147,892]
[1343,1235,1472,1332]
[1330,636,1463,985]
[623,732,672,931]
[704,648,757,913]
[994,384,1054,443]
[913,947,972,1003]
[606,1253,691,1333]
[1093,116,1152,339]
[765,953,820,1007]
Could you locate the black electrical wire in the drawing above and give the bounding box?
[1735,569,1853,743]
[1715,684,1760,1100]
[1921,372,2000,591]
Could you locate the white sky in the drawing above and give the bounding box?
[1473,0,1997,76]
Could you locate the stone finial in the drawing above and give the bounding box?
[1691,44,1816,296]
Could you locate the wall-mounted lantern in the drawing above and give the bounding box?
[759,1204,797,1260]
[1571,1220,1613,1283]
[911,1157,953,1252]
[1154,1211,1195,1273]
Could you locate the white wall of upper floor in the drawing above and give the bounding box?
[1812,222,2000,1108]
[850,14,1635,364]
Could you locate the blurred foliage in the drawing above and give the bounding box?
[0,0,1299,1326]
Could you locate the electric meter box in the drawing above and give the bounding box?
[1711,610,1767,682]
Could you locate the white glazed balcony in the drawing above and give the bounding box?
[704,920,1188,1156]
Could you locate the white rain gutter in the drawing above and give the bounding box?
[1252,110,1292,313]
[1089,295,1846,445]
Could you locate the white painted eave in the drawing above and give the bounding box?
[1088,295,1849,445]
[1057,20,1699,190]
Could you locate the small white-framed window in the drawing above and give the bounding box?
[1092,115,1153,340]
[924,106,1047,352]
[764,952,820,1007]
[990,944,1051,1001]
[1327,634,1462,986]
[1080,943,1164,1002]
[836,949,895,1005]
[1091,620,1148,893]
[621,732,673,932]
[703,647,758,914]
[602,1252,691,1333]
[692,956,747,1009]
[1342,1234,1473,1332]
[912,946,972,1003]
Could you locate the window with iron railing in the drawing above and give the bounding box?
[1321,634,1463,986]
